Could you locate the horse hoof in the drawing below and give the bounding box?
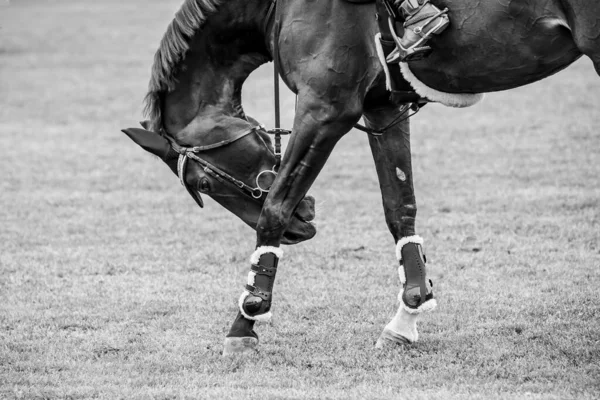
[375,328,413,349]
[222,336,258,357]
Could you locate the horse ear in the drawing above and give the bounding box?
[121,127,180,177]
[121,127,172,160]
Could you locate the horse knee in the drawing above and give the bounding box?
[256,201,287,240]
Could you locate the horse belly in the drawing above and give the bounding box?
[409,0,581,93]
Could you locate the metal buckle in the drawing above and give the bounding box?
[267,128,292,135]
[255,167,277,192]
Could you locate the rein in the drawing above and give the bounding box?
[265,0,291,170]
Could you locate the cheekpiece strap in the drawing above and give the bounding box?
[177,154,188,188]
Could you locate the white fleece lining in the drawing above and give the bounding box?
[247,271,256,287]
[395,235,424,261]
[238,291,272,322]
[250,246,283,265]
[398,265,406,285]
[399,62,484,108]
[401,298,438,314]
[396,287,438,314]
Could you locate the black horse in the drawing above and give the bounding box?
[122,0,600,354]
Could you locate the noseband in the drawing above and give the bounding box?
[164,125,278,208]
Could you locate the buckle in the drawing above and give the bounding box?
[267,128,292,135]
[250,264,277,277]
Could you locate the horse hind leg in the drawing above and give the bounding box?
[563,1,600,75]
[363,106,436,348]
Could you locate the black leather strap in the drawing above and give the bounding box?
[251,263,277,277]
[390,90,422,104]
[245,284,272,301]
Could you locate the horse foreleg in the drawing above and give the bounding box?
[222,97,362,356]
[363,106,436,348]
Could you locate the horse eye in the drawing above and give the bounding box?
[198,178,210,193]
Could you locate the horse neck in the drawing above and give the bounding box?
[163,0,272,142]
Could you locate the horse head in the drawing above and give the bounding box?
[122,0,317,244]
[122,116,316,244]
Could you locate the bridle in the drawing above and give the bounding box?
[164,124,280,208]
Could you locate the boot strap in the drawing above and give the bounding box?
[245,284,272,301]
[250,263,277,277]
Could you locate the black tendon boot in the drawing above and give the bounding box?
[398,238,436,312]
[240,251,279,321]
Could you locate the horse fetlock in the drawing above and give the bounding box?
[239,247,281,322]
[396,236,436,313]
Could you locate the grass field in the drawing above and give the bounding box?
[1,1,599,399]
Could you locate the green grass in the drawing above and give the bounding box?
[1,1,599,399]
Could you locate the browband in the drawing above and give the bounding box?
[166,124,264,155]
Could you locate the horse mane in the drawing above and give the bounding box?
[144,0,224,133]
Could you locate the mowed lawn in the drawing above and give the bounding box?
[1,1,599,399]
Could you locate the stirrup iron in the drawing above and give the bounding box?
[386,0,450,64]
